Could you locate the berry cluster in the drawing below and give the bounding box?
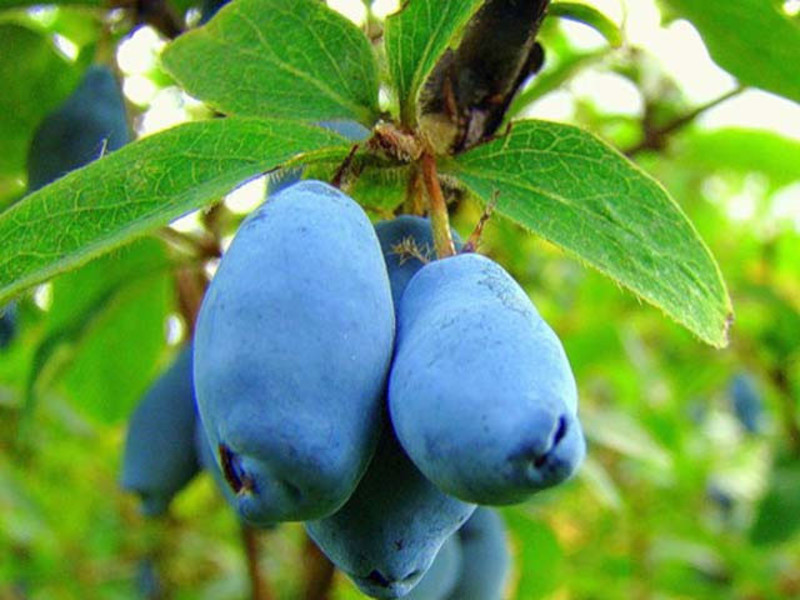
[123,180,585,597]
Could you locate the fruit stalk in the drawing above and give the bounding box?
[302,534,335,600]
[771,367,800,457]
[420,153,456,259]
[241,525,273,600]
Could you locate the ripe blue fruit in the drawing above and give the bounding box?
[200,0,229,24]
[0,302,18,349]
[136,558,162,598]
[446,508,509,600]
[120,346,200,516]
[305,427,475,599]
[729,373,763,434]
[374,215,461,310]
[317,119,371,142]
[27,65,129,192]
[405,535,462,600]
[195,420,240,511]
[389,252,585,505]
[194,180,395,525]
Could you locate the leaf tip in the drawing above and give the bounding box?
[720,310,735,347]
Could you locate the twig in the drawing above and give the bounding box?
[174,269,206,332]
[420,152,456,259]
[462,193,497,253]
[158,227,220,260]
[402,164,425,216]
[625,86,746,156]
[241,525,273,600]
[302,534,335,600]
[770,367,800,458]
[132,0,184,40]
[331,144,360,189]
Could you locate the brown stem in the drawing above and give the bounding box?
[175,268,207,332]
[625,86,746,156]
[241,525,273,600]
[420,152,456,259]
[771,367,800,458]
[159,227,220,260]
[137,0,184,40]
[302,534,335,600]
[403,164,425,216]
[331,144,360,189]
[462,194,497,253]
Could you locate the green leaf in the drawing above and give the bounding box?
[582,407,672,469]
[446,120,732,347]
[0,23,81,204]
[674,128,800,189]
[345,164,411,213]
[505,510,564,599]
[384,0,483,126]
[750,457,800,546]
[60,274,171,424]
[25,240,172,424]
[305,160,411,213]
[662,0,800,103]
[0,117,352,303]
[549,2,623,48]
[161,0,380,125]
[0,0,103,6]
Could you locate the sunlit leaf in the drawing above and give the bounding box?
[447,119,733,347]
[674,128,800,188]
[0,117,351,303]
[162,0,380,124]
[662,0,800,103]
[0,23,82,205]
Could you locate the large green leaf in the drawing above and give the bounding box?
[161,0,380,125]
[446,119,732,347]
[661,0,800,103]
[0,23,81,205]
[384,0,483,126]
[0,117,352,303]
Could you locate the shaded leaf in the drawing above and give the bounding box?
[662,0,800,103]
[446,119,732,347]
[305,160,411,213]
[582,407,672,470]
[0,0,102,6]
[0,117,352,303]
[0,23,82,204]
[750,457,800,546]
[505,510,564,599]
[162,0,380,124]
[384,0,483,125]
[674,128,800,189]
[60,273,171,424]
[25,240,172,424]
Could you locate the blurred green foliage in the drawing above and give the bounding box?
[1,0,798,598]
